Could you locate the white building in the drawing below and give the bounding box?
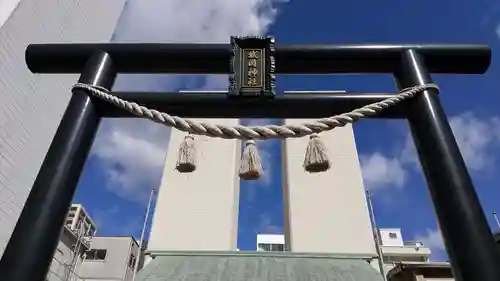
[283,123,376,255]
[0,0,125,257]
[80,236,144,281]
[46,225,90,281]
[148,123,241,252]
[256,234,285,252]
[147,122,376,258]
[378,228,431,272]
[47,205,145,281]
[66,204,97,236]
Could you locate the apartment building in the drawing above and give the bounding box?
[378,228,431,272]
[46,225,90,281]
[80,236,144,281]
[65,204,97,236]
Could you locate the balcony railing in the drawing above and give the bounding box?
[403,240,425,247]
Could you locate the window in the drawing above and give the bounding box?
[258,243,271,251]
[258,243,284,252]
[270,244,284,252]
[129,254,136,268]
[70,206,77,211]
[85,249,107,260]
[389,232,398,239]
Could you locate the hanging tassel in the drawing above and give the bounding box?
[303,133,331,173]
[239,140,263,180]
[176,134,197,173]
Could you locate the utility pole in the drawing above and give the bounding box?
[366,190,387,281]
[132,188,155,281]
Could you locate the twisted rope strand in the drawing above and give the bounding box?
[72,83,439,140]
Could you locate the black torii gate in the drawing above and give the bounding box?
[0,41,499,281]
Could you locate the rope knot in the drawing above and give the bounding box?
[239,140,263,180]
[303,133,330,173]
[176,134,197,173]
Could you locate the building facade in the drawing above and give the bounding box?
[256,234,285,252]
[46,226,90,281]
[66,204,97,236]
[388,262,454,281]
[0,0,125,257]
[147,122,377,256]
[80,236,143,281]
[378,228,431,272]
[45,205,143,281]
[147,123,241,252]
[283,122,377,255]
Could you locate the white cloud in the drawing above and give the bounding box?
[360,153,407,191]
[360,112,500,191]
[91,0,289,201]
[449,112,500,171]
[255,213,283,234]
[92,119,169,203]
[415,227,447,261]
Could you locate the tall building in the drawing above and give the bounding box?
[0,0,125,257]
[147,120,241,252]
[283,123,377,255]
[147,123,375,256]
[147,123,375,254]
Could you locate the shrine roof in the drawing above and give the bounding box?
[136,251,383,281]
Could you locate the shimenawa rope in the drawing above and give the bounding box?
[72,83,439,179]
[72,83,438,140]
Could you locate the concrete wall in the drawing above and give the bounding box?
[80,237,138,281]
[282,121,376,255]
[46,227,86,281]
[0,0,124,257]
[380,228,405,246]
[148,120,241,251]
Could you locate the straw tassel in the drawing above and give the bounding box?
[176,134,197,173]
[239,140,263,180]
[303,133,331,173]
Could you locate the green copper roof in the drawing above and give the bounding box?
[137,251,383,281]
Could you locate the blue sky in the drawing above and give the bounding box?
[72,0,500,261]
